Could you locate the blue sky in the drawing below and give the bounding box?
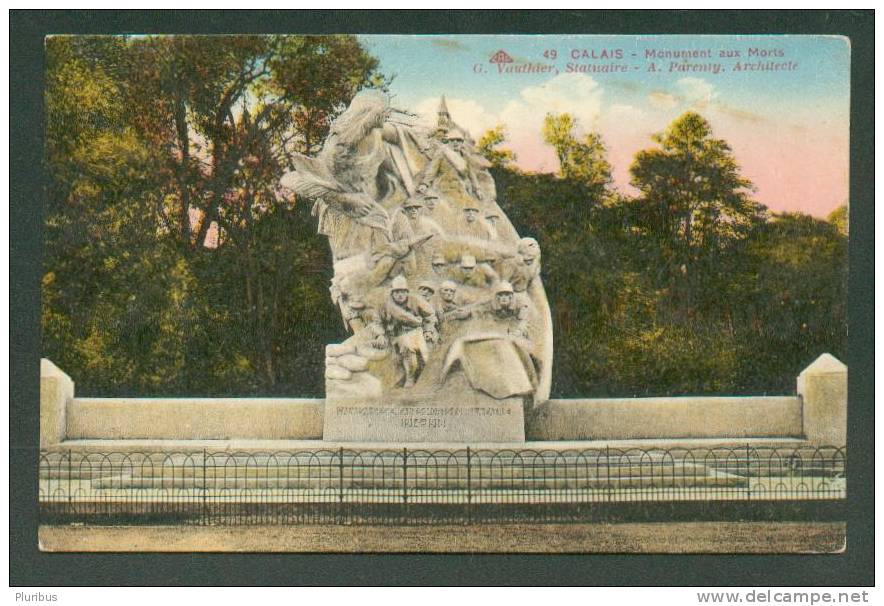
[358,34,850,216]
[361,34,849,111]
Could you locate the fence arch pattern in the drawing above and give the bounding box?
[39,446,846,525]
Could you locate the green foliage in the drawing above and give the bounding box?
[477,124,516,167]
[542,113,612,197]
[827,204,848,235]
[43,35,364,396]
[627,112,767,320]
[494,163,846,397]
[120,34,383,248]
[43,39,848,399]
[728,212,847,392]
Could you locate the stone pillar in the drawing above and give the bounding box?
[40,358,73,448]
[797,353,847,445]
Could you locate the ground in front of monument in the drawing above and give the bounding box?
[39,522,845,554]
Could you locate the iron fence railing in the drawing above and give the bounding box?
[39,445,845,525]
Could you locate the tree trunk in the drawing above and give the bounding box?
[172,71,192,245]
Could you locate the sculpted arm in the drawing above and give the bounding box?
[443,305,472,321]
[478,262,500,284]
[417,153,443,189]
[386,303,424,328]
[415,298,439,331]
[381,122,401,144]
[512,301,531,338]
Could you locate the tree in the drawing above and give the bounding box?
[477,124,516,167]
[628,112,766,318]
[43,35,380,395]
[827,204,848,235]
[542,113,612,196]
[728,212,847,392]
[123,35,383,250]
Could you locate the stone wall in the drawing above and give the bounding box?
[40,354,846,446]
[65,398,323,441]
[528,396,803,441]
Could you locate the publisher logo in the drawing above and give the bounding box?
[489,50,514,64]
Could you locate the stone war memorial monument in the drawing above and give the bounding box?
[282,93,552,443]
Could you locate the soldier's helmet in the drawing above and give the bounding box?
[444,127,466,142]
[391,275,409,292]
[417,281,436,294]
[518,237,540,255]
[402,196,424,209]
[495,281,515,294]
[440,280,458,292]
[463,203,480,212]
[460,254,477,268]
[431,253,447,267]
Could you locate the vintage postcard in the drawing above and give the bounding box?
[36,32,849,554]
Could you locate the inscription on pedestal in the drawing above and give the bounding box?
[323,400,525,443]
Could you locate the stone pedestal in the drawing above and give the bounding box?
[797,353,847,445]
[323,371,526,443]
[40,358,73,447]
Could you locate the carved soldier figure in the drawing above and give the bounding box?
[438,280,472,325]
[368,232,433,286]
[460,203,493,240]
[483,208,501,240]
[378,276,437,388]
[430,253,450,279]
[420,188,448,216]
[501,237,542,293]
[343,294,387,350]
[342,294,370,333]
[451,254,498,289]
[415,281,442,345]
[476,281,531,340]
[418,127,485,202]
[390,199,416,243]
[402,196,444,238]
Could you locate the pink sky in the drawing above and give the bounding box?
[379,35,850,220]
[509,118,848,219]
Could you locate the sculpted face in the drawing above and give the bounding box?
[405,206,420,220]
[519,239,540,264]
[392,289,408,304]
[496,292,514,309]
[447,137,464,152]
[441,287,456,302]
[424,196,438,211]
[464,208,479,223]
[418,287,434,299]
